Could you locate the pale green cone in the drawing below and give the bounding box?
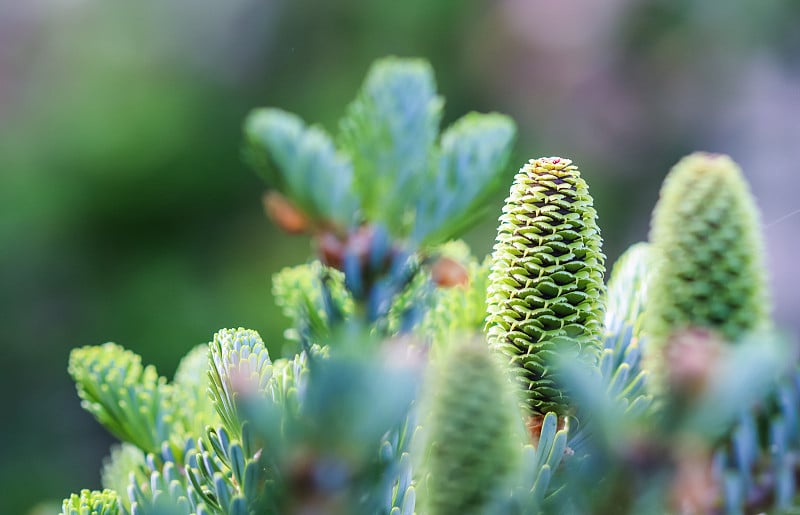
[422,340,519,515]
[486,157,606,416]
[647,152,770,344]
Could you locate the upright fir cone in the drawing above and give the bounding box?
[647,152,770,345]
[486,157,606,416]
[422,340,518,515]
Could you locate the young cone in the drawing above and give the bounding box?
[421,340,519,515]
[647,152,770,344]
[486,157,605,416]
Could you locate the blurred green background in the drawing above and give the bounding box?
[2,1,799,512]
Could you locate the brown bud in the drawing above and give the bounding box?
[263,191,310,234]
[317,231,346,270]
[316,225,385,273]
[526,414,567,445]
[431,256,469,288]
[664,328,725,398]
[669,441,718,514]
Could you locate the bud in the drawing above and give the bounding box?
[669,440,718,514]
[663,328,724,399]
[430,256,469,288]
[526,413,568,446]
[263,190,311,234]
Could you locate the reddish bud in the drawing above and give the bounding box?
[263,191,310,234]
[669,442,718,514]
[526,414,567,445]
[317,226,387,273]
[318,231,346,270]
[664,328,724,398]
[431,257,469,288]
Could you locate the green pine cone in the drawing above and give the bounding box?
[422,340,519,515]
[647,152,770,344]
[486,157,606,415]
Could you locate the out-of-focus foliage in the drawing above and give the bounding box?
[245,58,516,245]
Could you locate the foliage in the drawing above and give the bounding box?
[60,57,799,515]
[69,343,186,456]
[244,56,516,245]
[59,490,120,515]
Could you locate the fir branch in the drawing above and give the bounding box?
[337,57,443,236]
[244,108,358,228]
[600,243,653,415]
[69,343,178,454]
[271,261,353,346]
[208,328,272,440]
[412,112,516,245]
[245,57,514,245]
[127,448,197,515]
[420,244,493,353]
[101,443,148,511]
[605,242,650,341]
[185,426,261,514]
[60,489,121,515]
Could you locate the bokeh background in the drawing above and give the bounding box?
[2,1,799,512]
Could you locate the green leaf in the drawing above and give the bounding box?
[245,108,358,226]
[338,57,443,235]
[413,112,516,244]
